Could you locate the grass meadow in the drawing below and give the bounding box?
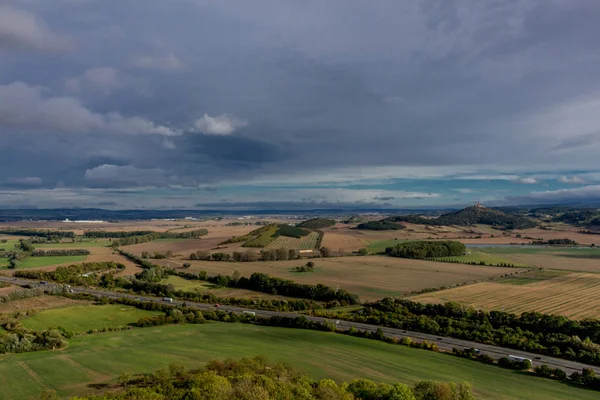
[0,323,595,400]
[20,304,162,332]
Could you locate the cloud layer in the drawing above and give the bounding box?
[1,0,600,209]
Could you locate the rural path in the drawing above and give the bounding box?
[3,276,600,375]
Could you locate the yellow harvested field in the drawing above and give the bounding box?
[154,256,524,301]
[321,232,366,252]
[411,273,600,319]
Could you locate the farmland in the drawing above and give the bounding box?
[162,275,298,300]
[20,304,162,332]
[0,295,88,314]
[0,323,594,400]
[411,272,600,319]
[157,256,525,301]
[16,255,88,269]
[266,231,321,250]
[458,246,600,272]
[434,250,530,267]
[321,231,366,253]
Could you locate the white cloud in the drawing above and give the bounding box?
[194,113,248,135]
[0,82,179,136]
[452,188,480,194]
[0,5,74,51]
[513,185,600,204]
[558,176,585,184]
[512,177,537,184]
[131,54,183,71]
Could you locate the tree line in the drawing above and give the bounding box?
[110,229,209,247]
[14,261,124,286]
[0,228,74,239]
[385,241,466,259]
[206,272,360,305]
[324,298,600,367]
[84,230,155,238]
[31,249,90,257]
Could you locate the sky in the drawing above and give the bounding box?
[1,0,600,210]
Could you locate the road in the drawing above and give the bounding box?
[3,275,599,375]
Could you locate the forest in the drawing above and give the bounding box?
[385,241,466,259]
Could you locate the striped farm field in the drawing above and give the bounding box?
[411,272,600,319]
[266,231,321,250]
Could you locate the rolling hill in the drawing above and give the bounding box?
[357,205,536,230]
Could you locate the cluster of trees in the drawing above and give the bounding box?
[357,220,404,231]
[162,229,208,239]
[292,261,315,272]
[67,356,473,400]
[142,250,173,259]
[385,241,466,259]
[0,288,44,303]
[330,298,600,367]
[297,218,336,229]
[14,262,124,286]
[31,249,90,257]
[0,329,67,355]
[208,272,360,305]
[531,238,579,246]
[274,225,310,238]
[84,231,154,238]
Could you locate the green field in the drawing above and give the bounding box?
[367,239,407,254]
[0,239,18,250]
[0,257,8,268]
[20,304,162,332]
[476,246,600,258]
[244,224,279,247]
[0,323,595,400]
[163,275,213,291]
[16,255,87,269]
[34,240,110,248]
[497,270,570,285]
[435,250,529,267]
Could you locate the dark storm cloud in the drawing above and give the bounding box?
[1,0,600,207]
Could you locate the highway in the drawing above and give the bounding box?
[2,275,599,375]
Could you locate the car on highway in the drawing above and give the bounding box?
[39,281,47,285]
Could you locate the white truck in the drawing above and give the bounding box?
[163,297,173,303]
[509,355,532,364]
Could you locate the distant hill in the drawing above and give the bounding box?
[297,218,336,229]
[360,205,536,230]
[434,205,536,229]
[356,220,405,231]
[552,209,600,226]
[343,215,366,224]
